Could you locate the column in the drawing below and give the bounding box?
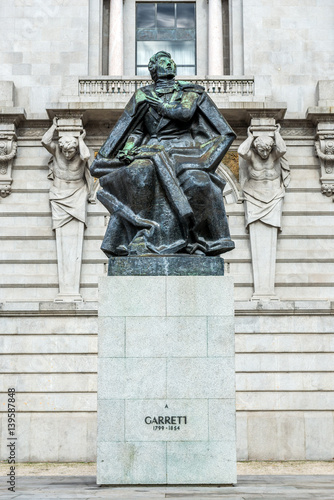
[208,0,224,75]
[109,0,124,75]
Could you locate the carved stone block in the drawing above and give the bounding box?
[315,121,334,199]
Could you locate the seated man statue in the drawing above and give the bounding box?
[90,51,236,257]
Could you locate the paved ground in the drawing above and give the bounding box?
[1,463,334,500]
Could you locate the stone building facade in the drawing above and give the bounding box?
[0,0,334,461]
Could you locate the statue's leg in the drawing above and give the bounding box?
[178,169,234,255]
[99,159,187,255]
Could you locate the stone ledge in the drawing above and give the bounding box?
[0,301,98,316]
[235,300,334,315]
[1,300,333,316]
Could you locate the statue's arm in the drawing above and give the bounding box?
[273,124,287,158]
[121,127,145,154]
[41,117,57,155]
[238,127,254,161]
[149,92,198,122]
[84,162,97,203]
[78,130,91,162]
[116,122,145,163]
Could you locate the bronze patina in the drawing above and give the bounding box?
[90,51,236,256]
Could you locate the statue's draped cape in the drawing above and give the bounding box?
[48,161,88,230]
[240,156,290,231]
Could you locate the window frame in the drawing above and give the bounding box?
[135,1,197,77]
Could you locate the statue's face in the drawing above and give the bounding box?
[156,55,176,79]
[255,145,271,159]
[254,137,273,160]
[62,146,77,160]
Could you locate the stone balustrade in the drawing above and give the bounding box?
[78,77,254,97]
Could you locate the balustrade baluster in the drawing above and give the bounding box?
[75,77,255,97]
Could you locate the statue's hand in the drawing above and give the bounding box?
[117,147,141,164]
[145,95,164,107]
[145,95,166,115]
[276,123,281,132]
[80,129,86,140]
[52,116,58,127]
[247,126,253,137]
[117,149,133,164]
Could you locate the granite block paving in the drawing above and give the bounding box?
[1,474,334,499]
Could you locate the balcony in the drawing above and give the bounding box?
[51,75,283,125]
[78,76,255,97]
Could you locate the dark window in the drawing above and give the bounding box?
[222,0,230,75]
[136,2,196,76]
[102,0,110,75]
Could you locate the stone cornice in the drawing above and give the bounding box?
[306,106,334,124]
[0,107,27,126]
[45,100,287,127]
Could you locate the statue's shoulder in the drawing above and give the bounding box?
[130,85,155,106]
[177,81,205,94]
[135,84,155,95]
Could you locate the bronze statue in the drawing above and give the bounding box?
[90,51,236,257]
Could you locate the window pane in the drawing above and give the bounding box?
[137,66,151,76]
[137,40,195,69]
[136,3,197,75]
[176,66,195,76]
[176,4,195,28]
[137,4,155,28]
[157,3,175,28]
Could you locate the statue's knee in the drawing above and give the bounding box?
[125,159,154,184]
[186,170,211,190]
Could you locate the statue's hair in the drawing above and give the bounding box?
[148,51,173,81]
[58,135,78,150]
[254,136,274,150]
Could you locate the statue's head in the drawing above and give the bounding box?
[254,136,274,159]
[0,141,6,154]
[148,51,176,81]
[58,135,78,160]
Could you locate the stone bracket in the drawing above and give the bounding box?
[0,108,26,198]
[306,81,334,200]
[315,121,334,199]
[45,108,86,137]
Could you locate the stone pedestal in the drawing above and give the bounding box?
[97,256,236,485]
[249,221,279,301]
[54,219,84,302]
